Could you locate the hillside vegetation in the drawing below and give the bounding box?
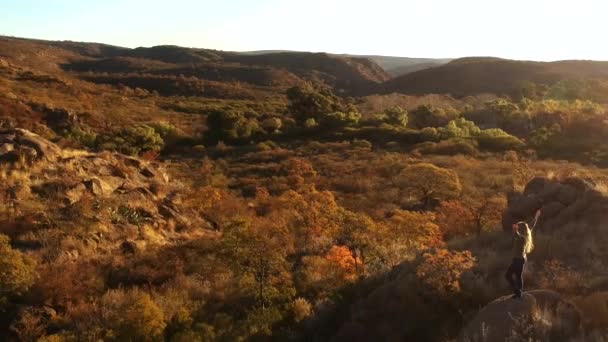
[1,36,608,341]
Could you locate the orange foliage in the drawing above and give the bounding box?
[325,245,361,281]
[435,200,475,239]
[416,249,476,296]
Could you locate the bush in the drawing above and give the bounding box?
[409,104,459,129]
[476,128,525,151]
[0,234,37,307]
[97,124,164,155]
[415,139,478,156]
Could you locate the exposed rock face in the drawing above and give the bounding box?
[0,128,61,162]
[460,290,581,341]
[502,177,608,231]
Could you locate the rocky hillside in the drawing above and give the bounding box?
[0,129,211,258]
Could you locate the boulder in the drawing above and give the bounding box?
[502,209,519,232]
[537,181,562,202]
[523,177,549,196]
[556,185,579,206]
[0,143,14,154]
[561,177,594,193]
[158,204,191,228]
[507,194,541,217]
[0,128,61,161]
[65,183,88,204]
[84,176,124,197]
[540,201,566,220]
[460,290,581,342]
[14,128,61,160]
[120,240,138,255]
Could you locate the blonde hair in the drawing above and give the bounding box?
[517,222,534,254]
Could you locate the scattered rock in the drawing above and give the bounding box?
[0,143,14,154]
[140,166,156,178]
[158,204,190,228]
[0,128,60,161]
[84,176,124,197]
[121,240,138,255]
[65,183,87,204]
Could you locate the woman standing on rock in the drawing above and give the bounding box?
[505,209,541,298]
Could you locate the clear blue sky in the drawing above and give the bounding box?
[1,0,607,61]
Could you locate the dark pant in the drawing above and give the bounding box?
[505,257,526,297]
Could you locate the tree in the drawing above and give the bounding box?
[409,104,458,129]
[438,118,480,139]
[435,200,475,239]
[0,234,36,307]
[377,106,408,127]
[96,124,165,155]
[101,289,166,340]
[206,109,261,142]
[397,163,462,209]
[416,249,476,297]
[286,85,360,129]
[370,210,444,269]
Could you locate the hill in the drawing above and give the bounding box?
[0,36,388,96]
[384,57,608,98]
[240,50,452,77]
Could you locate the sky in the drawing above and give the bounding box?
[1,0,607,61]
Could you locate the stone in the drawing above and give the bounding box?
[508,194,541,217]
[84,176,124,197]
[460,290,581,342]
[537,181,562,202]
[14,128,61,160]
[158,204,190,227]
[556,185,578,206]
[0,143,14,154]
[121,240,138,254]
[540,201,566,220]
[523,177,548,196]
[65,183,87,204]
[140,166,156,178]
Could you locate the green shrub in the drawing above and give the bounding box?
[97,125,164,155]
[476,128,525,151]
[415,139,478,156]
[0,234,37,307]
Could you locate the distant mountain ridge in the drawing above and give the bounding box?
[241,50,452,76]
[384,56,608,98]
[0,36,390,95]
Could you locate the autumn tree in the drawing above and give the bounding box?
[101,289,166,340]
[462,179,508,236]
[370,210,444,269]
[397,163,462,209]
[416,249,476,296]
[435,200,475,239]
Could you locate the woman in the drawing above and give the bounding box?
[505,209,541,298]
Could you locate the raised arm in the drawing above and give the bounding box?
[529,209,542,230]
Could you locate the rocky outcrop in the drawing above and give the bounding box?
[460,290,581,341]
[502,177,608,231]
[0,128,61,162]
